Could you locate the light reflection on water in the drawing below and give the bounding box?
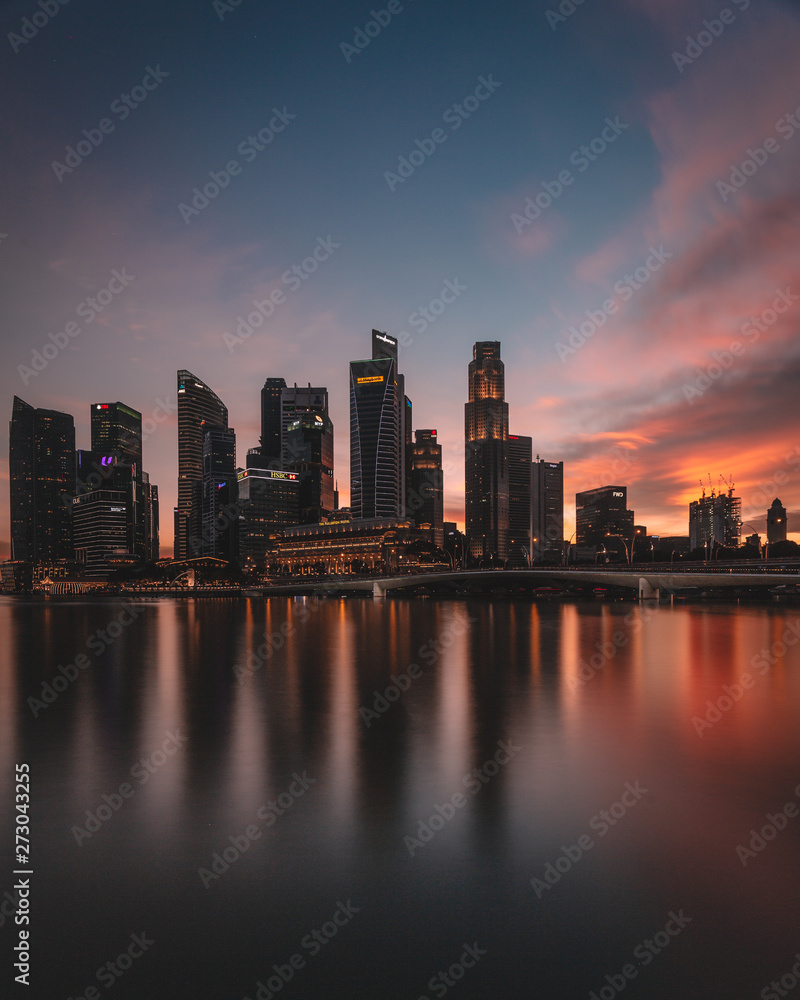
[1,596,799,998]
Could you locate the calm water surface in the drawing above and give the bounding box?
[1,595,799,999]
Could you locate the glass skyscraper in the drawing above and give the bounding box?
[9,395,75,563]
[175,370,229,560]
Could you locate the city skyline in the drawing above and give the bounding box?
[2,0,800,556]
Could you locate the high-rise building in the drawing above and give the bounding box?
[201,423,237,561]
[576,485,635,549]
[531,457,564,559]
[237,467,300,568]
[286,412,334,523]
[465,342,509,560]
[175,370,229,560]
[408,429,444,548]
[72,489,130,578]
[767,498,787,544]
[9,396,75,563]
[280,384,329,463]
[260,377,287,467]
[688,488,741,550]
[90,402,145,557]
[349,331,409,520]
[507,434,532,565]
[142,472,160,563]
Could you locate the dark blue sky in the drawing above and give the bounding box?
[2,0,800,552]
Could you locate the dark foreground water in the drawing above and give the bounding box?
[1,595,800,999]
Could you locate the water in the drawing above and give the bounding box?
[1,595,799,998]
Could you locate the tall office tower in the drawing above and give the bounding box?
[142,472,160,562]
[465,342,509,560]
[767,498,787,543]
[349,330,407,520]
[280,384,331,465]
[285,412,335,523]
[200,423,238,561]
[72,489,130,578]
[531,457,564,558]
[507,434,532,565]
[408,429,444,548]
[9,396,75,562]
[237,467,300,567]
[260,377,287,467]
[175,370,229,560]
[90,402,144,557]
[369,329,411,515]
[688,487,741,550]
[576,485,635,548]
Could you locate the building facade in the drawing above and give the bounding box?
[237,468,300,568]
[688,490,741,550]
[576,485,635,549]
[767,498,787,544]
[531,457,564,559]
[350,331,409,520]
[465,342,509,560]
[9,395,75,562]
[175,370,229,560]
[507,434,532,565]
[201,423,237,561]
[408,429,444,549]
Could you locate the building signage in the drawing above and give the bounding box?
[357,375,385,384]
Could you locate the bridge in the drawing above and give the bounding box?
[254,567,800,599]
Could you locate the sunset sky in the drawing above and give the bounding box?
[2,0,800,556]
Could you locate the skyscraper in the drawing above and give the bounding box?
[408,429,444,548]
[9,396,75,562]
[286,411,334,523]
[465,342,509,560]
[507,434,532,565]
[201,423,237,561]
[260,377,287,467]
[142,471,160,562]
[349,331,408,520]
[280,384,331,465]
[531,458,564,559]
[175,370,229,560]
[576,485,635,549]
[90,401,144,557]
[688,488,741,551]
[767,498,787,544]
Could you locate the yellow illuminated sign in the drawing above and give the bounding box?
[357,375,385,384]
